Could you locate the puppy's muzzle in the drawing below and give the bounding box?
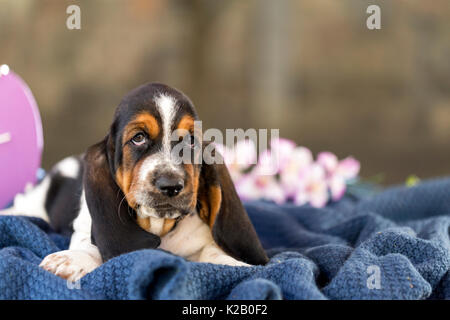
[155,175,184,198]
[153,172,184,198]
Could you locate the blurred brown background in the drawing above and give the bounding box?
[1,0,449,185]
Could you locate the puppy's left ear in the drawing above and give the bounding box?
[83,137,161,262]
[197,147,268,265]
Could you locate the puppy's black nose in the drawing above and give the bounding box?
[155,176,184,197]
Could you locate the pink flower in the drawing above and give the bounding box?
[270,138,297,173]
[234,139,258,166]
[328,174,346,201]
[235,146,286,203]
[294,164,329,208]
[234,175,260,201]
[252,148,279,176]
[317,152,339,174]
[215,139,257,181]
[236,172,285,204]
[280,147,313,197]
[218,137,360,207]
[335,156,360,180]
[324,156,359,202]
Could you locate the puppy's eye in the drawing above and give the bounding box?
[131,133,146,146]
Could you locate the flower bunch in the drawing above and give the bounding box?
[215,138,360,208]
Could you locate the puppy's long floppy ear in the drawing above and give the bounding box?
[197,146,268,265]
[83,138,161,262]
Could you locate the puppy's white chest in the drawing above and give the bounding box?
[147,217,165,235]
[158,213,249,266]
[159,213,214,259]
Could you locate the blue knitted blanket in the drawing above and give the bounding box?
[1,178,450,300]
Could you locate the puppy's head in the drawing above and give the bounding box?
[106,83,201,221]
[84,82,268,265]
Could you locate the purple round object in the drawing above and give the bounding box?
[0,66,43,208]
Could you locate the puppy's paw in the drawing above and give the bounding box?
[213,255,251,267]
[40,250,101,282]
[197,245,251,267]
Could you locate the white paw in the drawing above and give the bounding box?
[196,243,251,267]
[213,255,251,267]
[39,250,102,282]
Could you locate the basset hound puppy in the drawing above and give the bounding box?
[1,83,268,282]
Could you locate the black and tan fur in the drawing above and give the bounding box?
[1,83,268,281]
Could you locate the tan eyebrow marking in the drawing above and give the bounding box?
[177,115,195,132]
[122,112,160,145]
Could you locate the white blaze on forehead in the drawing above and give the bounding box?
[134,93,183,208]
[154,93,178,156]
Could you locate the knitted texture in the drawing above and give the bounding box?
[1,178,450,299]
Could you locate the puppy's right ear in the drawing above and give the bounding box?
[83,138,161,262]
